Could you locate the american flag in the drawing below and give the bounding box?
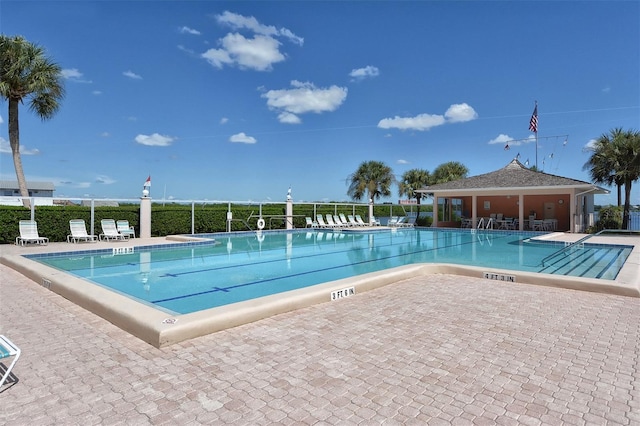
[529,102,538,133]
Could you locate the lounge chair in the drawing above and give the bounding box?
[387,216,400,227]
[116,220,136,239]
[305,217,318,228]
[355,215,368,226]
[339,213,353,227]
[333,215,348,227]
[100,219,125,241]
[370,216,381,226]
[316,215,331,228]
[325,214,339,228]
[397,216,416,227]
[347,215,360,227]
[0,335,21,387]
[15,220,49,246]
[67,219,98,243]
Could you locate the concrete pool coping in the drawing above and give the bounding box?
[1,230,638,348]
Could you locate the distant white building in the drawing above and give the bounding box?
[0,180,55,206]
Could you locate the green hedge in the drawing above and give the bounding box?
[0,202,419,244]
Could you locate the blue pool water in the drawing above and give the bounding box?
[28,229,632,315]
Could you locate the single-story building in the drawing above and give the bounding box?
[0,180,55,206]
[416,159,608,233]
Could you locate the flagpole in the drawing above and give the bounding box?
[529,101,539,169]
[536,131,540,172]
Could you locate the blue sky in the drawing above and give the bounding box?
[1,1,639,205]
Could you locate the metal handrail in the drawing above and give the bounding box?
[538,227,633,267]
[540,234,593,267]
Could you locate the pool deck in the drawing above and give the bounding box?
[1,232,640,423]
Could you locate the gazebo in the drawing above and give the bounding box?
[416,159,608,233]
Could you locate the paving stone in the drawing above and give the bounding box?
[1,257,639,424]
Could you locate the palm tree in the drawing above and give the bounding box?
[616,129,640,229]
[0,35,65,207]
[347,160,395,203]
[583,128,626,207]
[432,161,469,184]
[399,168,431,215]
[584,127,640,229]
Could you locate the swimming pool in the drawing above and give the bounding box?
[27,228,632,316]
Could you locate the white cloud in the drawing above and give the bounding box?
[229,132,257,144]
[444,103,478,123]
[488,134,513,145]
[202,33,285,71]
[92,90,102,95]
[349,65,380,80]
[123,70,142,80]
[262,80,348,124]
[584,139,598,151]
[278,112,301,124]
[377,103,478,131]
[378,113,445,131]
[0,136,40,155]
[134,133,175,146]
[201,11,302,72]
[179,26,201,35]
[178,45,196,55]
[396,159,409,164]
[220,117,229,124]
[488,134,535,146]
[61,68,92,83]
[216,11,303,45]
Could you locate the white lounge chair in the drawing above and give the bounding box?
[316,215,331,228]
[305,217,318,228]
[339,213,353,227]
[116,220,136,239]
[333,215,348,227]
[67,219,98,243]
[387,216,400,227]
[370,216,381,226]
[15,220,49,246]
[100,219,125,241]
[397,216,416,228]
[355,215,368,226]
[325,214,339,228]
[0,335,20,387]
[347,215,360,227]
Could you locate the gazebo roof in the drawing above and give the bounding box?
[417,159,608,193]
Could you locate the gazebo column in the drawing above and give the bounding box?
[433,195,439,227]
[471,195,477,228]
[518,194,524,231]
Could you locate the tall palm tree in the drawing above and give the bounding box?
[583,128,626,207]
[615,129,640,229]
[584,127,640,229]
[0,35,65,207]
[399,168,431,215]
[347,160,395,203]
[432,161,469,184]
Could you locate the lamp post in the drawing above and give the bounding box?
[286,187,293,230]
[140,177,152,238]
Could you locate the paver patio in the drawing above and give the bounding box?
[1,254,639,424]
